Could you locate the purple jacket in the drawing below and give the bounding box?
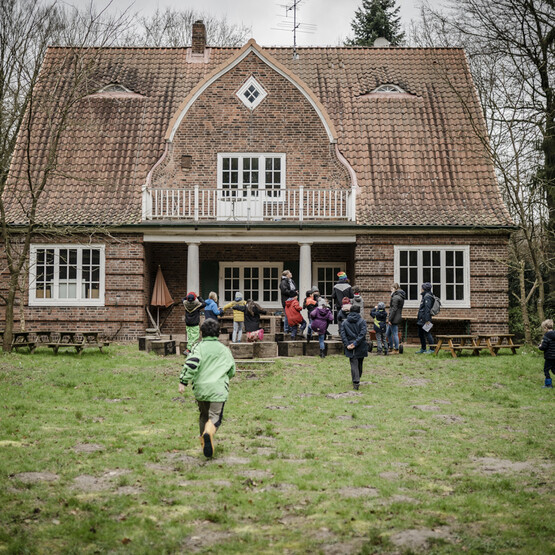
[311,306,333,334]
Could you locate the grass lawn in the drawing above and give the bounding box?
[0,344,553,554]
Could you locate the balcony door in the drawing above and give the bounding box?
[217,154,285,221]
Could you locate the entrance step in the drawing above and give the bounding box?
[229,342,254,359]
[253,342,278,358]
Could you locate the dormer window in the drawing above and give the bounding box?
[237,76,267,110]
[373,84,405,93]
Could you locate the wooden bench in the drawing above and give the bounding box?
[475,334,521,356]
[10,331,37,353]
[403,317,476,342]
[434,335,480,358]
[48,331,109,355]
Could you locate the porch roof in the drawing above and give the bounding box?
[5,45,512,228]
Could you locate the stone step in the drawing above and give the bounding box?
[229,342,254,359]
[277,340,344,357]
[149,339,176,356]
[253,342,278,358]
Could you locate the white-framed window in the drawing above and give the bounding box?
[394,246,470,308]
[29,244,105,306]
[373,84,405,93]
[313,262,346,313]
[218,153,286,199]
[219,262,283,307]
[236,76,268,110]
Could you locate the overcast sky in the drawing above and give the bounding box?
[74,0,427,47]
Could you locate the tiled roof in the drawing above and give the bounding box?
[5,45,513,227]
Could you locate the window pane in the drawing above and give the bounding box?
[456,268,463,282]
[423,251,430,265]
[455,251,463,266]
[400,250,407,265]
[409,251,417,266]
[446,285,454,300]
[446,268,454,282]
[409,284,418,299]
[456,285,464,300]
[446,251,453,265]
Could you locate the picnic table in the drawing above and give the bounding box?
[47,331,109,355]
[10,331,38,353]
[475,334,521,356]
[403,317,475,341]
[434,335,481,358]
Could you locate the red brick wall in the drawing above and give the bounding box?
[355,233,511,338]
[150,51,349,191]
[0,234,147,341]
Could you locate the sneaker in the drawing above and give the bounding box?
[416,349,426,354]
[425,349,434,354]
[353,383,359,390]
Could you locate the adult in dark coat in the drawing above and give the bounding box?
[340,304,368,390]
[387,283,406,353]
[331,271,353,319]
[279,270,298,333]
[538,319,555,388]
[416,282,434,353]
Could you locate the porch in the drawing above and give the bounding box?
[142,187,355,222]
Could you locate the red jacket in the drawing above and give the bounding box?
[285,298,304,326]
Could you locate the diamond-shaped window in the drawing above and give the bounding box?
[237,76,267,110]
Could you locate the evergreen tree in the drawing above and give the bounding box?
[346,0,405,46]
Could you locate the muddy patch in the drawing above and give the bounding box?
[73,443,104,453]
[165,452,202,465]
[216,456,250,465]
[338,486,379,498]
[353,424,376,430]
[403,378,430,387]
[260,482,298,492]
[256,447,275,456]
[471,457,553,475]
[265,405,290,410]
[145,462,174,472]
[379,471,399,480]
[326,391,362,400]
[432,399,452,405]
[384,494,419,505]
[115,486,143,495]
[390,526,454,551]
[433,414,465,423]
[320,539,366,554]
[13,472,59,484]
[298,393,318,398]
[336,415,354,421]
[412,405,440,411]
[182,523,235,553]
[72,469,131,492]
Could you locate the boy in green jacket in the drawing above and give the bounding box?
[179,319,236,458]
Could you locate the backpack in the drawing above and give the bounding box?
[430,294,442,317]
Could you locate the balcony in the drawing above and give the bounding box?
[142,186,355,222]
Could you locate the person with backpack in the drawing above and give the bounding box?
[416,282,437,354]
[371,301,388,355]
[310,300,334,357]
[387,283,406,354]
[303,287,319,342]
[340,304,369,390]
[244,299,267,342]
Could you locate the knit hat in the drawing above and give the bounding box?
[310,286,320,294]
[378,301,385,309]
[186,292,196,301]
[235,292,243,301]
[422,282,432,292]
[337,271,348,281]
[342,297,351,305]
[350,304,361,313]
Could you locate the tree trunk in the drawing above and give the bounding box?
[537,271,545,324]
[517,261,532,344]
[2,278,17,352]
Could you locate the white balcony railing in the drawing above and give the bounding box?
[142,186,355,222]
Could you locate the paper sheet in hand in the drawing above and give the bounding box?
[423,322,433,332]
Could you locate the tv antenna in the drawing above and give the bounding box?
[272,0,316,59]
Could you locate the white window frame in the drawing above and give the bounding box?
[217,153,286,198]
[219,262,283,308]
[394,246,470,309]
[236,76,268,110]
[373,84,405,93]
[29,244,106,306]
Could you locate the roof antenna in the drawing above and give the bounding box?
[273,0,316,59]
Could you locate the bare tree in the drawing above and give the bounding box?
[0,0,130,351]
[122,7,251,47]
[411,0,554,339]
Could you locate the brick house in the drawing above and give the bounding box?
[2,22,513,340]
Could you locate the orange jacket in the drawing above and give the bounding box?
[285,298,304,326]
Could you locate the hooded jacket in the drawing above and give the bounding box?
[244,304,267,332]
[388,289,406,325]
[310,306,333,334]
[204,298,223,320]
[370,306,388,332]
[351,294,364,317]
[183,297,206,326]
[280,276,297,307]
[180,337,236,402]
[539,330,555,359]
[332,281,353,308]
[223,300,247,322]
[340,312,368,358]
[417,291,434,326]
[285,298,304,326]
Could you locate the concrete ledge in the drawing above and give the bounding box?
[253,342,278,358]
[229,343,254,359]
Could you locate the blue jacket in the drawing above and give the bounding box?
[340,312,368,358]
[417,291,434,326]
[539,330,555,359]
[204,298,222,320]
[370,307,387,332]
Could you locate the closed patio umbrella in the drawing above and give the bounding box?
[149,266,174,331]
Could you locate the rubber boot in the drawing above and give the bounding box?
[202,420,216,458]
[543,378,553,388]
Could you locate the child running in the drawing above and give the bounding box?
[179,319,236,458]
[183,292,206,353]
[370,301,388,355]
[310,300,334,358]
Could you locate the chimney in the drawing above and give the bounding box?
[192,20,206,54]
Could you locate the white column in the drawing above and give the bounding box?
[187,242,200,294]
[299,242,312,302]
